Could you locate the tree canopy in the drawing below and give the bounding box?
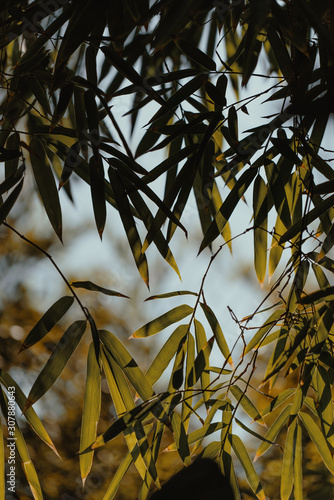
[1,0,334,498]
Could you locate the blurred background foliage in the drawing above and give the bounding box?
[1,0,334,499]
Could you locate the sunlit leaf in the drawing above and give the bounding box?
[299,411,334,474]
[132,305,193,338]
[144,291,197,301]
[79,343,101,485]
[253,175,268,284]
[230,386,265,425]
[255,405,291,461]
[146,324,189,386]
[280,419,297,500]
[200,302,232,365]
[230,434,265,500]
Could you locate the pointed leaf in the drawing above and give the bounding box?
[108,167,149,286]
[253,175,268,284]
[132,305,193,338]
[230,386,265,425]
[255,405,291,460]
[29,137,62,240]
[24,320,87,410]
[99,329,154,401]
[280,419,297,500]
[21,296,75,351]
[299,411,334,474]
[200,302,232,365]
[103,452,132,500]
[71,281,129,298]
[80,343,101,485]
[230,434,265,500]
[144,291,197,301]
[0,178,23,225]
[146,324,189,386]
[175,38,216,70]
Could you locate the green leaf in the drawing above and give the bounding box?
[171,412,191,465]
[245,309,284,354]
[230,434,265,500]
[29,137,62,241]
[230,386,265,425]
[280,419,297,500]
[79,343,101,486]
[146,324,189,386]
[299,411,334,474]
[279,193,334,244]
[71,281,129,298]
[99,330,154,401]
[89,155,106,238]
[108,167,149,287]
[20,296,75,351]
[28,78,51,116]
[253,175,268,284]
[144,290,197,301]
[298,286,334,305]
[294,423,303,500]
[200,167,258,252]
[255,405,291,460]
[24,320,87,410]
[175,38,216,70]
[200,302,232,366]
[0,371,58,454]
[50,84,74,130]
[0,163,25,196]
[0,178,23,225]
[133,305,193,338]
[102,452,132,500]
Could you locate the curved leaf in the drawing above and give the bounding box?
[132,305,193,338]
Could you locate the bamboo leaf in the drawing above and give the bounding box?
[51,84,74,130]
[132,305,193,338]
[79,343,101,486]
[255,405,291,460]
[20,296,75,351]
[29,137,62,241]
[171,411,191,465]
[200,168,257,252]
[280,419,297,500]
[294,423,303,500]
[0,178,23,225]
[89,155,106,238]
[24,320,87,410]
[230,386,265,425]
[230,434,265,500]
[245,309,284,354]
[0,372,58,455]
[299,411,334,474]
[253,175,268,284]
[279,193,334,244]
[200,302,232,366]
[99,329,154,401]
[175,38,216,70]
[71,281,129,298]
[144,291,197,301]
[146,324,189,386]
[103,452,132,500]
[108,167,149,286]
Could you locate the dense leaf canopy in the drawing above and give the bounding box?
[1,0,334,498]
